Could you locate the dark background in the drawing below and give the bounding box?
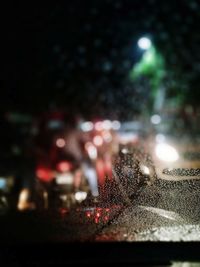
[2,0,200,119]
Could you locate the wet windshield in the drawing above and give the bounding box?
[2,1,200,250]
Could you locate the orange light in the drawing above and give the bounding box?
[17,189,35,211]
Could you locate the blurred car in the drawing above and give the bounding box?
[36,156,90,209]
[147,135,200,181]
[112,145,157,203]
[35,132,91,210]
[113,115,200,204]
[146,116,200,181]
[116,121,144,145]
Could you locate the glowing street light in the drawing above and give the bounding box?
[137,37,152,50]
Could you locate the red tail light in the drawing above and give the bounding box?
[57,161,72,172]
[85,208,110,224]
[36,167,53,182]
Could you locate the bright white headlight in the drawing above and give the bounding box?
[155,143,179,162]
[75,191,87,202]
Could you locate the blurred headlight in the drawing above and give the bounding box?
[155,143,179,162]
[75,191,87,202]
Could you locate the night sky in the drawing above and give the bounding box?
[2,0,200,119]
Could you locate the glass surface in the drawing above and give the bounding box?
[1,2,200,262]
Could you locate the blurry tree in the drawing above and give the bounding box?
[129,46,166,114]
[3,0,200,118]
